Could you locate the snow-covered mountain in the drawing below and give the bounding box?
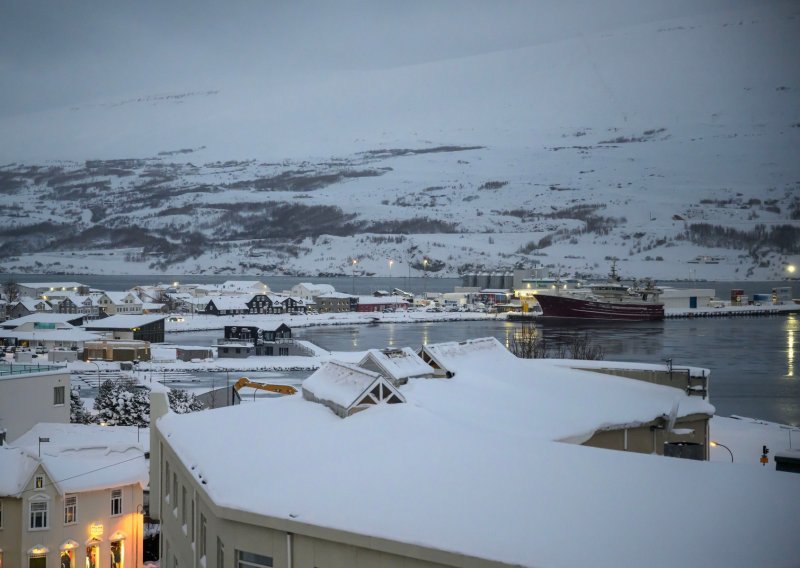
[1,1,798,280]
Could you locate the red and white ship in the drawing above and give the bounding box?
[533,263,664,321]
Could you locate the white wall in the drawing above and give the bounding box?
[0,370,70,442]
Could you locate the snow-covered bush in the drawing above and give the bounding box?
[93,379,150,427]
[167,388,204,414]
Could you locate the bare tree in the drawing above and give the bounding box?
[2,280,20,302]
[509,325,605,360]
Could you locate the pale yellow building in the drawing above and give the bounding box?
[0,424,148,568]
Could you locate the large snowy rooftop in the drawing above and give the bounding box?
[2,423,148,496]
[156,340,799,567]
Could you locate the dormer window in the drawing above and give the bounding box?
[35,475,45,489]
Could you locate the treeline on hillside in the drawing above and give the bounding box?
[688,223,799,252]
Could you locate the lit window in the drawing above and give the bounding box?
[110,540,123,568]
[54,386,65,405]
[111,489,122,516]
[34,476,45,489]
[64,495,77,524]
[29,500,48,530]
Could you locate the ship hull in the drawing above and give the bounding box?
[533,293,664,321]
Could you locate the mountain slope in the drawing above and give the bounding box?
[1,1,798,280]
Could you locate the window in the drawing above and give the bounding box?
[172,473,178,514]
[199,514,207,558]
[64,494,77,524]
[217,538,225,568]
[35,476,45,489]
[278,348,288,356]
[111,489,122,516]
[29,500,48,529]
[191,499,195,543]
[236,550,272,568]
[54,386,65,405]
[165,461,171,502]
[181,486,187,527]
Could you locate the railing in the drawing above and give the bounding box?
[0,363,67,376]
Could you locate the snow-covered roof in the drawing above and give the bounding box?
[302,360,383,409]
[358,347,434,380]
[0,446,38,495]
[219,280,270,293]
[295,283,336,295]
[205,296,249,310]
[357,296,410,305]
[316,292,355,299]
[12,298,46,311]
[2,423,148,496]
[0,329,100,342]
[2,313,82,328]
[83,314,166,329]
[102,291,141,304]
[19,282,85,290]
[157,345,797,567]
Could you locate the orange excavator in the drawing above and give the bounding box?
[233,377,297,396]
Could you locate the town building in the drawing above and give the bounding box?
[0,423,147,568]
[143,338,800,568]
[17,283,89,300]
[83,315,166,344]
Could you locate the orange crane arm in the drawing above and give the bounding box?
[233,377,297,395]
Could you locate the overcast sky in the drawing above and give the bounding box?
[0,0,764,118]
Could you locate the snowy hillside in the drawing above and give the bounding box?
[1,1,798,280]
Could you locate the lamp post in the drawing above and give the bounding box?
[709,440,734,463]
[423,258,429,299]
[89,360,101,387]
[351,258,358,294]
[388,259,394,281]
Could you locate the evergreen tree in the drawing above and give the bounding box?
[93,379,150,427]
[70,388,93,424]
[168,388,204,414]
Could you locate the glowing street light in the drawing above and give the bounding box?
[709,440,734,463]
[351,258,358,294]
[423,258,429,297]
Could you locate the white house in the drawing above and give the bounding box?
[0,423,147,568]
[289,282,335,302]
[97,293,144,316]
[145,338,800,568]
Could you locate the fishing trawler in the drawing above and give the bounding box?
[532,263,664,321]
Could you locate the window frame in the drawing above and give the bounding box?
[236,550,273,568]
[110,489,123,517]
[64,494,77,525]
[54,386,66,406]
[29,499,49,531]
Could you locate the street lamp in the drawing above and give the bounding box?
[423,258,429,298]
[388,259,394,280]
[709,440,734,463]
[351,258,358,294]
